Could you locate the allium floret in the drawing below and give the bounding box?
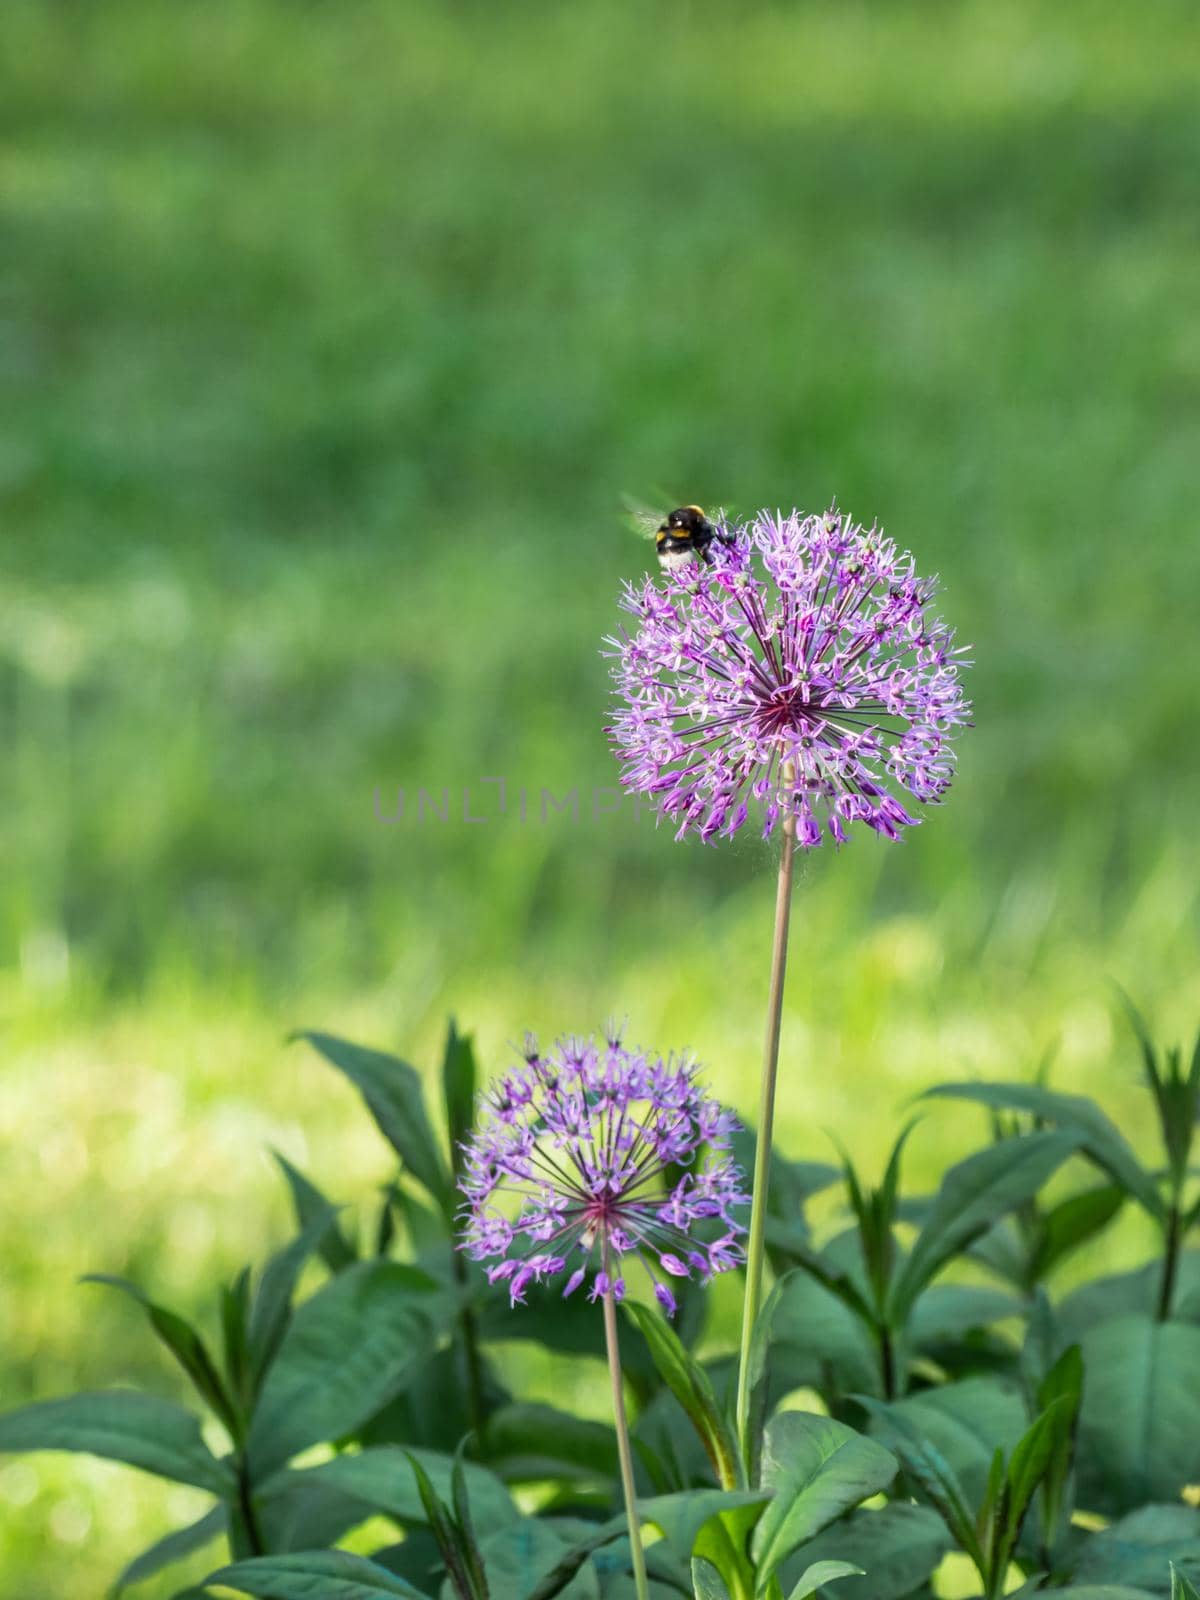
[459,1030,748,1315]
[607,507,971,845]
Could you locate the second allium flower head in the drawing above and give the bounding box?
[459,1031,748,1315]
[608,507,971,845]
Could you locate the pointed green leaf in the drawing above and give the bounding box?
[442,1018,478,1185]
[923,1082,1163,1220]
[624,1302,741,1490]
[299,1031,453,1208]
[1172,1565,1200,1600]
[82,1276,240,1441]
[780,1503,949,1600]
[785,1562,864,1600]
[274,1151,358,1271]
[479,1520,601,1600]
[246,1261,444,1478]
[0,1391,233,1495]
[205,1550,428,1597]
[110,1503,226,1595]
[750,1411,897,1587]
[890,1130,1083,1318]
[279,1444,517,1530]
[246,1205,338,1386]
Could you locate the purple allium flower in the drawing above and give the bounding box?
[459,1030,749,1315]
[607,507,971,846]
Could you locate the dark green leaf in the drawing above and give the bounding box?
[641,1491,770,1568]
[1174,1566,1200,1600]
[1032,1184,1126,1280]
[479,1520,601,1600]
[256,1471,376,1554]
[274,1151,358,1271]
[0,1390,233,1495]
[205,1550,429,1597]
[288,1445,517,1532]
[769,1272,881,1400]
[246,1261,444,1478]
[909,1284,1023,1349]
[526,1518,627,1600]
[1077,1315,1200,1515]
[863,1378,1027,1508]
[1072,1505,1200,1593]
[890,1130,1083,1318]
[741,1268,796,1482]
[300,1031,453,1208]
[1058,1256,1200,1341]
[480,1403,619,1485]
[246,1205,338,1386]
[923,1083,1163,1221]
[750,1410,897,1587]
[406,1450,477,1600]
[623,1303,741,1491]
[82,1276,240,1441]
[442,1018,478,1185]
[780,1503,950,1600]
[852,1396,982,1565]
[111,1504,226,1595]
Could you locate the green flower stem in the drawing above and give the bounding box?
[602,1253,649,1600]
[735,780,797,1451]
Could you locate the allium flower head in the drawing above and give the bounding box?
[459,1029,748,1315]
[607,507,971,846]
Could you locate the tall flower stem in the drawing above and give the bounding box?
[602,1255,649,1600]
[735,777,797,1454]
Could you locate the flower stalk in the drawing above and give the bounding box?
[602,1245,650,1600]
[735,761,797,1452]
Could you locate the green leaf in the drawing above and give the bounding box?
[479,1520,601,1600]
[288,1445,517,1532]
[642,1491,771,1569]
[780,1503,950,1600]
[769,1272,880,1400]
[852,1396,982,1566]
[300,1031,453,1208]
[246,1205,339,1387]
[0,1390,233,1495]
[691,1557,733,1600]
[1058,1256,1200,1340]
[274,1151,358,1271]
[110,1503,226,1595]
[624,1302,741,1490]
[256,1472,377,1554]
[890,1130,1083,1319]
[526,1517,628,1600]
[1034,1343,1083,1552]
[1077,1314,1200,1515]
[862,1377,1027,1508]
[405,1449,477,1600]
[693,1497,767,1600]
[784,1562,864,1600]
[480,1403,619,1485]
[1072,1505,1200,1593]
[81,1275,241,1441]
[442,1018,478,1185]
[742,1269,797,1482]
[1175,1570,1200,1600]
[750,1411,897,1588]
[221,1267,252,1413]
[908,1284,1023,1350]
[205,1550,429,1597]
[1032,1184,1126,1280]
[923,1082,1163,1221]
[246,1260,444,1478]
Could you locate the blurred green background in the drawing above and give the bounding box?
[2,0,1199,1589]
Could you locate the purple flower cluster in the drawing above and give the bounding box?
[607,507,971,846]
[459,1030,748,1314]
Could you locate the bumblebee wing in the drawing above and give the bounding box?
[620,494,665,542]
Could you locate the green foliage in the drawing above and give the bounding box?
[6,1006,1200,1599]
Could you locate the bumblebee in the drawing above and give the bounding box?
[626,501,731,571]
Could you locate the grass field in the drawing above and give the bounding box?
[1,0,1199,1590]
